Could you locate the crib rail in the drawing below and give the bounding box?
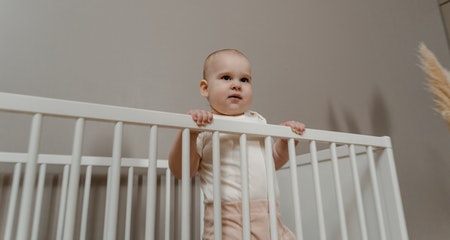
[0,92,408,240]
[0,92,388,147]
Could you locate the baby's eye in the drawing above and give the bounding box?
[240,78,249,83]
[221,75,231,80]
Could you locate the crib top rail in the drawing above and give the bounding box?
[0,92,391,147]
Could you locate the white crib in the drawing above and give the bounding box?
[0,92,408,240]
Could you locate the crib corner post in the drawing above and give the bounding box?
[378,146,409,240]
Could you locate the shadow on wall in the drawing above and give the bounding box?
[327,86,392,137]
[369,87,392,136]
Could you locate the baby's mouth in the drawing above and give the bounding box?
[228,94,242,99]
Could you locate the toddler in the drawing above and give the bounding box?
[169,49,305,239]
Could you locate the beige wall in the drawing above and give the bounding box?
[1,0,449,239]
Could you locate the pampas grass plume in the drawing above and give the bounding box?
[418,43,450,131]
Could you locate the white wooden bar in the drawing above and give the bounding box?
[212,131,222,240]
[288,138,303,239]
[199,182,205,239]
[379,145,409,240]
[125,167,134,240]
[104,167,112,240]
[330,142,349,240]
[181,129,191,240]
[146,125,158,240]
[0,92,390,147]
[310,140,326,240]
[164,168,171,240]
[264,136,278,240]
[80,165,92,240]
[349,144,368,240]
[4,163,22,240]
[16,113,42,240]
[106,122,123,239]
[239,134,251,240]
[31,163,46,240]
[56,165,70,240]
[64,117,85,240]
[367,146,387,240]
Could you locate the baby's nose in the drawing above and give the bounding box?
[231,81,242,90]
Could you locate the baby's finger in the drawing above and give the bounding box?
[188,110,203,125]
[282,121,306,135]
[295,122,306,132]
[198,111,213,125]
[294,123,306,134]
[188,110,213,126]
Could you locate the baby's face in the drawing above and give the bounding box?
[202,52,253,116]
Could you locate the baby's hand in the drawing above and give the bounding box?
[280,121,306,135]
[187,109,213,126]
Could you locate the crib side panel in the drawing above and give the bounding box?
[0,92,206,239]
[0,92,408,240]
[0,156,204,240]
[277,144,407,240]
[277,146,369,240]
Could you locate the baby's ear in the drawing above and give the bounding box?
[200,79,208,98]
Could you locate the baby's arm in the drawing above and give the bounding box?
[273,121,306,169]
[168,110,213,179]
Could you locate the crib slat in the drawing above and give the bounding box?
[64,117,85,240]
[145,125,158,240]
[366,146,387,240]
[165,168,172,240]
[330,142,349,240]
[79,165,92,240]
[310,140,326,240]
[56,165,70,240]
[181,128,191,240]
[106,121,123,240]
[288,138,303,239]
[239,134,251,240]
[212,131,222,240]
[264,136,278,240]
[349,144,368,240]
[125,167,134,240]
[104,166,112,240]
[4,163,22,240]
[197,175,204,239]
[31,163,46,240]
[16,113,42,240]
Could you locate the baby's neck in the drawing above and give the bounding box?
[210,107,246,116]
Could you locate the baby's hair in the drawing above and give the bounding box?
[203,49,248,79]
